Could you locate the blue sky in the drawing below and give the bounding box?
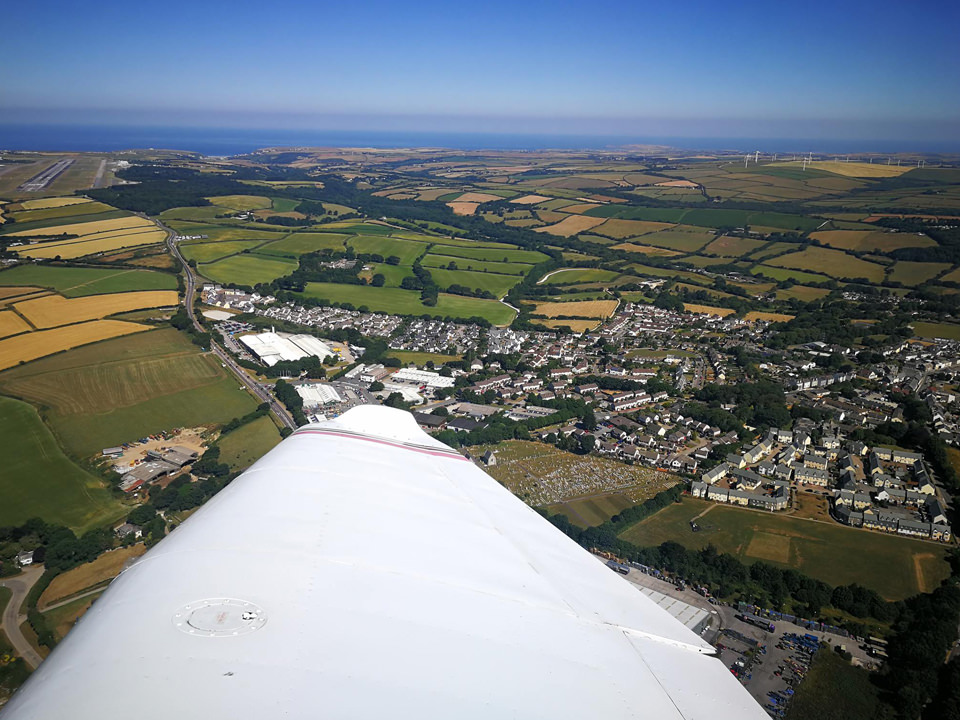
[2,0,957,141]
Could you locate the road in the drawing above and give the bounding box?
[0,566,45,669]
[158,218,297,430]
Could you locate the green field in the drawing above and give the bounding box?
[256,232,349,257]
[165,221,285,243]
[217,415,281,470]
[752,265,831,284]
[618,497,949,600]
[297,282,515,324]
[775,284,832,302]
[428,244,548,264]
[0,396,124,532]
[180,240,266,263]
[346,235,429,265]
[546,491,644,527]
[0,265,177,297]
[766,246,886,282]
[199,253,297,285]
[641,229,716,252]
[207,194,272,211]
[427,267,522,296]
[421,253,529,275]
[784,650,880,720]
[887,261,951,286]
[159,206,231,222]
[0,329,260,456]
[911,321,960,340]
[541,268,620,284]
[583,205,820,232]
[385,350,461,365]
[8,201,116,225]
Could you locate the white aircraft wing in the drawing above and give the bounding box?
[2,405,767,719]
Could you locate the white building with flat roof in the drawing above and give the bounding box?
[296,384,343,407]
[390,368,455,388]
[240,332,334,367]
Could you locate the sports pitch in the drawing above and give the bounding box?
[618,497,949,600]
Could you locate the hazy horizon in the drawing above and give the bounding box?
[2,0,957,148]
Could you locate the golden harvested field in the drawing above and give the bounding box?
[40,545,146,609]
[888,261,952,286]
[745,311,795,323]
[655,179,699,188]
[0,286,44,300]
[8,215,152,237]
[454,192,502,203]
[15,291,179,328]
[0,310,31,338]
[595,219,675,238]
[0,291,51,308]
[416,188,452,201]
[206,194,272,211]
[937,267,960,284]
[810,230,935,252]
[767,246,886,282]
[534,215,607,237]
[783,161,913,178]
[684,303,735,317]
[509,194,551,205]
[610,242,681,256]
[540,318,599,332]
[702,235,768,256]
[19,229,167,259]
[560,203,601,214]
[17,197,93,210]
[533,299,618,318]
[446,201,480,216]
[0,320,150,371]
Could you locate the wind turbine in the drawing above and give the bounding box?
[754,150,760,164]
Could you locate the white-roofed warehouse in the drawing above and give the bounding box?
[240,332,335,367]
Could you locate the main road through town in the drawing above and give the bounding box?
[157,217,297,431]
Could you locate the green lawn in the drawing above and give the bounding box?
[0,265,177,297]
[199,254,298,285]
[297,282,515,324]
[218,415,281,471]
[0,329,260,456]
[619,497,949,600]
[0,396,125,532]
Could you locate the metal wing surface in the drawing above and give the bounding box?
[2,405,767,719]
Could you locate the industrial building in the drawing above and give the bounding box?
[390,368,455,388]
[296,384,343,407]
[240,332,334,367]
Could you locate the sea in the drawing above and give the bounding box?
[0,124,953,157]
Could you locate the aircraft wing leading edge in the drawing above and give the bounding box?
[1,405,767,719]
